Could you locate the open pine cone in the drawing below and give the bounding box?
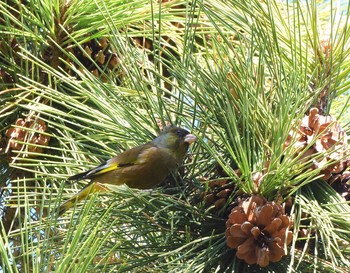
[225,195,293,267]
[6,117,50,154]
[285,108,349,180]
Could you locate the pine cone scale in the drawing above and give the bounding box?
[225,195,292,267]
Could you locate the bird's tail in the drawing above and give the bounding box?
[58,182,109,215]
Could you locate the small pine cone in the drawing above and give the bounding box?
[6,117,50,155]
[204,186,232,209]
[203,179,233,209]
[225,195,293,267]
[75,37,119,79]
[202,164,240,211]
[285,108,349,180]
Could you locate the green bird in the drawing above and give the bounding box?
[58,126,197,214]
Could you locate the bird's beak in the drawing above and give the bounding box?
[184,134,197,145]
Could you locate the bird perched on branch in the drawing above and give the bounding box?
[58,126,197,215]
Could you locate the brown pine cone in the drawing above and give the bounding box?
[225,195,293,267]
[6,117,50,154]
[73,37,120,80]
[202,179,234,210]
[285,108,349,180]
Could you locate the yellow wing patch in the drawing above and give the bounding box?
[93,164,119,175]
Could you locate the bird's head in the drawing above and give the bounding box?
[153,125,197,163]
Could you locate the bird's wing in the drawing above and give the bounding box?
[68,143,154,181]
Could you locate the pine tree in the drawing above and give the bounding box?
[1,0,350,272]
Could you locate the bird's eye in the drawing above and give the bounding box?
[176,130,182,135]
